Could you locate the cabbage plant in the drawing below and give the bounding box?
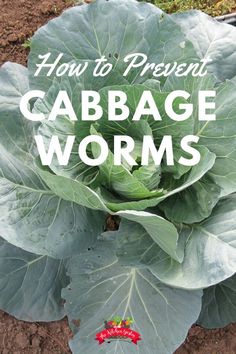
[1,1,236,353]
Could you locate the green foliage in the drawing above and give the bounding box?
[153,0,235,16]
[198,273,236,328]
[1,1,236,353]
[22,38,32,49]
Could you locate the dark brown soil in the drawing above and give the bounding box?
[0,310,72,353]
[0,0,75,66]
[1,0,236,353]
[176,324,236,354]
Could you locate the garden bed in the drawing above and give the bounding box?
[0,0,236,353]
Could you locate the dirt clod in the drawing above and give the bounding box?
[15,333,30,349]
[0,310,72,353]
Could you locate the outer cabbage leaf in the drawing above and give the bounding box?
[159,74,236,222]
[34,78,99,185]
[0,237,67,321]
[109,195,236,289]
[117,210,183,261]
[173,10,236,81]
[36,166,110,212]
[28,0,197,90]
[0,63,105,258]
[198,274,236,329]
[0,150,105,258]
[162,57,236,198]
[199,81,236,197]
[62,242,202,354]
[0,62,35,161]
[159,175,221,224]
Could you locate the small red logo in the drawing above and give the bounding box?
[95,316,141,345]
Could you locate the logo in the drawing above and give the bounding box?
[95,316,141,345]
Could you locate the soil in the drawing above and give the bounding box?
[1,0,236,353]
[0,310,72,354]
[0,0,78,66]
[176,324,236,354]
